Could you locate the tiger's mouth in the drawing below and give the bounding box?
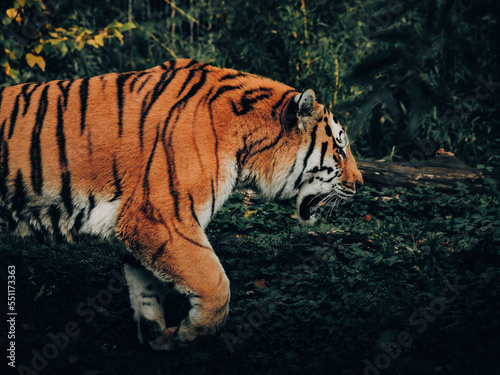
[298,190,353,223]
[298,194,328,222]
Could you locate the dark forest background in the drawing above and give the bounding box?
[1,2,499,375]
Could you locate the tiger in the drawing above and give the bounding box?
[0,58,363,350]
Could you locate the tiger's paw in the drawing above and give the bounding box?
[138,317,178,351]
[148,326,178,351]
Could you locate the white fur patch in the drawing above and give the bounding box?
[124,263,168,344]
[80,199,120,238]
[197,159,238,229]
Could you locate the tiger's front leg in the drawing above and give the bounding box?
[119,212,230,350]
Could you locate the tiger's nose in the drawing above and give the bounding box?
[343,178,363,192]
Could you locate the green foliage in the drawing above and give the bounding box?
[0,0,136,82]
[2,186,499,374]
[1,2,498,373]
[205,184,500,373]
[1,0,498,167]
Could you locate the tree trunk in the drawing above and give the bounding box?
[356,150,498,192]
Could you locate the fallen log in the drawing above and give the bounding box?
[356,150,498,192]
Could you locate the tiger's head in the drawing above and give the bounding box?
[237,87,362,225]
[278,89,363,224]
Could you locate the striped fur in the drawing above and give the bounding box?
[0,59,362,349]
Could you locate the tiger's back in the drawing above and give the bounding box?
[0,59,293,240]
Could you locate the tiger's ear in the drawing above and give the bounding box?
[283,89,316,131]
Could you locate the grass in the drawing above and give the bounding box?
[1,184,499,375]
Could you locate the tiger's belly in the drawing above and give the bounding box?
[1,190,120,241]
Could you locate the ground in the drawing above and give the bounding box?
[1,185,499,375]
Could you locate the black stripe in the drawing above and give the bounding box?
[207,85,242,188]
[139,91,151,150]
[325,124,332,137]
[57,80,74,108]
[281,96,298,130]
[244,131,284,163]
[0,87,4,112]
[205,84,243,187]
[177,69,197,98]
[161,61,172,70]
[320,142,328,167]
[239,137,266,167]
[12,170,26,212]
[219,72,247,81]
[210,180,215,217]
[30,85,50,195]
[151,242,167,265]
[294,125,318,189]
[117,73,133,137]
[0,120,8,198]
[79,78,90,134]
[8,94,20,139]
[111,158,123,201]
[209,85,241,105]
[139,62,179,139]
[332,148,340,163]
[56,97,73,215]
[21,82,42,116]
[143,126,160,199]
[236,136,248,168]
[203,87,214,105]
[49,204,61,235]
[188,194,200,226]
[140,200,166,225]
[152,62,179,103]
[129,72,147,92]
[165,144,181,222]
[182,60,201,70]
[73,211,84,233]
[137,75,152,92]
[339,148,346,159]
[272,89,297,118]
[323,171,339,183]
[231,88,274,116]
[275,158,298,199]
[88,194,96,213]
[162,70,209,222]
[116,192,134,228]
[175,69,208,107]
[173,225,211,249]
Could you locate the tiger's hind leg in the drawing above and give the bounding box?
[123,255,176,351]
